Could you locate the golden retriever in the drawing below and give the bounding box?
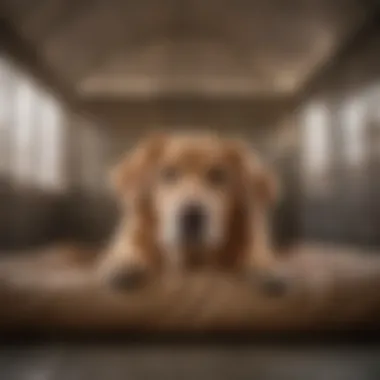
[99,132,280,291]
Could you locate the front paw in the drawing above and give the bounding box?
[244,269,289,297]
[106,264,148,292]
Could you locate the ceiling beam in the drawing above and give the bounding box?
[8,0,48,25]
[73,23,168,83]
[75,0,257,85]
[292,0,380,110]
[82,95,293,116]
[39,0,97,47]
[82,95,294,130]
[0,12,78,109]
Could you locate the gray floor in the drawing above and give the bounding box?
[0,344,379,380]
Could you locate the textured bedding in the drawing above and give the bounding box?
[0,243,379,333]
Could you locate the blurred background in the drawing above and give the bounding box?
[0,0,379,253]
[2,2,380,379]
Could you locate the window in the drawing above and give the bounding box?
[35,91,66,191]
[0,57,13,176]
[78,120,106,192]
[0,54,66,191]
[364,85,380,159]
[365,84,380,125]
[11,70,36,184]
[0,53,108,193]
[341,95,366,167]
[301,101,330,175]
[300,100,332,195]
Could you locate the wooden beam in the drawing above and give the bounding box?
[292,0,380,110]
[39,0,97,47]
[0,13,78,109]
[74,0,254,84]
[81,95,294,130]
[7,0,48,25]
[73,23,166,83]
[82,94,293,108]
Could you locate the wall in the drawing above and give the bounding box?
[0,55,69,250]
[0,55,118,251]
[85,97,292,162]
[295,25,380,247]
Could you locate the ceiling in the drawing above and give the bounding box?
[0,0,375,101]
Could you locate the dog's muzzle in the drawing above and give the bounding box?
[178,202,207,245]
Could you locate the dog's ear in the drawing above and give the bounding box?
[253,164,279,207]
[227,140,280,207]
[110,133,166,203]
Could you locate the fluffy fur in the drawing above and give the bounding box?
[99,132,280,290]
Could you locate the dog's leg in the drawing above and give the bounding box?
[245,208,289,297]
[246,207,274,267]
[98,216,153,291]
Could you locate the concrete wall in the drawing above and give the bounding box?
[295,25,380,247]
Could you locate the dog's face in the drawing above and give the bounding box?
[153,135,242,254]
[112,133,278,263]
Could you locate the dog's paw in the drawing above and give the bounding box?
[107,265,148,292]
[244,268,289,297]
[259,272,289,297]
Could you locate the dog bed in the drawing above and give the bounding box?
[0,244,379,333]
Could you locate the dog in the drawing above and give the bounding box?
[99,132,282,292]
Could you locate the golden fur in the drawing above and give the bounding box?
[99,132,279,289]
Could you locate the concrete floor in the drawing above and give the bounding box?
[0,343,380,380]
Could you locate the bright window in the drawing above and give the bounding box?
[341,95,366,167]
[301,101,330,175]
[11,71,35,184]
[0,54,66,191]
[36,91,66,191]
[0,57,13,175]
[79,119,105,192]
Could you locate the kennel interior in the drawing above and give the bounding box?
[1,0,380,379]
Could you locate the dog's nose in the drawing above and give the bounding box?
[180,203,206,240]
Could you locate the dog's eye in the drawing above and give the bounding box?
[206,166,228,186]
[159,166,180,182]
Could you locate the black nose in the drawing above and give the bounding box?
[180,203,206,240]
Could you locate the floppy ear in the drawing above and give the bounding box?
[110,133,166,203]
[253,164,279,207]
[227,140,280,207]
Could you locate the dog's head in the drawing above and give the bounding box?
[111,132,278,266]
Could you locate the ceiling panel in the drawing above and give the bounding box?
[0,0,373,99]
